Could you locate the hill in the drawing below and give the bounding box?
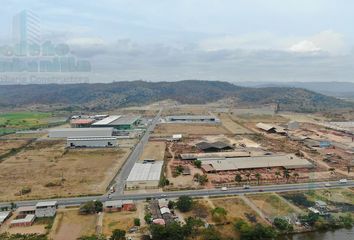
[0,80,352,112]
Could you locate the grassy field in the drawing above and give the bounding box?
[0,139,31,156]
[140,141,166,161]
[50,209,97,240]
[0,140,130,201]
[0,112,55,135]
[153,123,230,137]
[218,113,252,134]
[102,211,139,236]
[247,193,299,217]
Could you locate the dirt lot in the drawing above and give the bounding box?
[140,141,166,161]
[218,113,252,134]
[0,139,31,156]
[102,211,139,236]
[153,123,230,137]
[247,193,300,218]
[50,209,97,240]
[0,140,130,201]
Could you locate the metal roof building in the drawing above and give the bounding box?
[67,136,118,148]
[126,162,163,189]
[92,115,140,130]
[201,154,313,172]
[49,128,113,138]
[165,115,220,123]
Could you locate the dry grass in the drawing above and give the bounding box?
[218,113,252,134]
[153,123,230,137]
[140,141,166,161]
[247,193,297,217]
[50,209,97,240]
[0,140,130,201]
[0,139,30,155]
[102,211,138,236]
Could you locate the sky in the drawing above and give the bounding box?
[1,0,354,83]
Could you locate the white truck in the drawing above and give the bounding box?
[221,187,228,191]
[339,179,347,184]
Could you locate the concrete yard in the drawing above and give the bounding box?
[153,123,230,137]
[0,140,130,201]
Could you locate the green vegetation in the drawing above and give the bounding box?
[134,218,141,226]
[282,192,314,208]
[234,219,277,240]
[176,196,193,212]
[193,173,209,185]
[273,217,293,232]
[79,200,103,214]
[78,235,106,240]
[110,229,126,240]
[211,207,228,223]
[194,160,202,168]
[0,233,48,240]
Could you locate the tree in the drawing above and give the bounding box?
[245,172,251,183]
[293,172,299,182]
[200,226,221,240]
[110,229,126,240]
[168,200,176,209]
[211,207,227,223]
[79,201,103,215]
[194,160,202,168]
[176,165,184,174]
[283,169,290,183]
[176,196,193,212]
[275,171,281,183]
[78,235,106,240]
[183,217,203,238]
[235,174,242,185]
[144,213,153,224]
[193,173,208,185]
[273,217,293,232]
[255,173,261,185]
[134,218,141,226]
[150,222,186,240]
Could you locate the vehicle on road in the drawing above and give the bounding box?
[161,194,167,197]
[325,183,331,187]
[258,189,264,192]
[339,179,347,184]
[243,185,250,189]
[221,187,227,191]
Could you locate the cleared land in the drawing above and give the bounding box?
[50,209,96,240]
[247,193,299,218]
[140,141,166,161]
[0,140,130,201]
[153,123,230,137]
[218,113,252,134]
[102,211,139,236]
[0,139,31,156]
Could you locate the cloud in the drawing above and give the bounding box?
[289,40,321,53]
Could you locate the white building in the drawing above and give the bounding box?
[0,211,12,225]
[126,162,163,189]
[35,201,57,217]
[287,121,300,130]
[67,137,118,148]
[49,128,113,138]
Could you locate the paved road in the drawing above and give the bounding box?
[110,109,163,195]
[1,180,353,209]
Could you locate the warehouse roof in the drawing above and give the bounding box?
[109,115,140,125]
[0,211,11,224]
[127,162,163,182]
[11,214,35,224]
[256,123,276,131]
[50,128,113,132]
[36,201,57,208]
[180,151,252,160]
[202,155,313,171]
[92,116,121,125]
[67,137,117,141]
[17,206,36,212]
[196,141,233,151]
[167,115,218,120]
[104,200,123,208]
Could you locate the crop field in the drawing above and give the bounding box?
[247,193,299,217]
[218,113,252,134]
[0,140,130,201]
[50,209,96,240]
[140,141,166,161]
[153,123,230,137]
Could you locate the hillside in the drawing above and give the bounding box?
[0,80,353,112]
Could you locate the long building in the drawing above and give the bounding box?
[165,115,220,123]
[67,137,118,148]
[48,128,113,138]
[92,115,140,130]
[126,162,163,189]
[201,154,313,172]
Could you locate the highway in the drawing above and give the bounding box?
[110,108,163,195]
[1,180,353,209]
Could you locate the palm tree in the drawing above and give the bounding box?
[283,169,290,183]
[255,173,261,185]
[245,172,251,183]
[275,171,281,183]
[293,172,299,182]
[235,174,242,185]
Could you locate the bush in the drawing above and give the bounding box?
[273,217,293,232]
[20,186,31,195]
[176,196,193,212]
[110,229,126,240]
[79,201,103,215]
[134,218,141,226]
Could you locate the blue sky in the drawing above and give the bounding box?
[1,0,354,83]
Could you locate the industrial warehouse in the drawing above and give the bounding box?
[48,127,113,138]
[92,115,141,129]
[67,136,118,148]
[165,115,220,123]
[126,162,163,189]
[200,155,313,173]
